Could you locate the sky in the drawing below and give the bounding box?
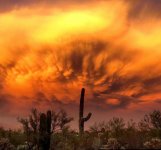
[0,0,161,129]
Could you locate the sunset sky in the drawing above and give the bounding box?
[0,0,161,129]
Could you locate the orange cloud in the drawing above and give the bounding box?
[0,0,161,128]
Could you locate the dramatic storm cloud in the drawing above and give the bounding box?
[0,0,161,128]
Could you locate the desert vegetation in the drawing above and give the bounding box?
[1,89,161,150]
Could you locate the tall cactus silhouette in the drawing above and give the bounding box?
[39,110,52,150]
[46,110,52,150]
[79,88,92,134]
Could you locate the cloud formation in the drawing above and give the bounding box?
[128,0,161,19]
[0,0,161,128]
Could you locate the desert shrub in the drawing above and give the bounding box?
[138,110,161,142]
[105,138,122,149]
[51,129,94,150]
[108,117,125,140]
[0,138,16,150]
[18,108,73,149]
[144,138,161,149]
[121,119,141,149]
[2,109,161,149]
[51,128,77,150]
[0,127,26,147]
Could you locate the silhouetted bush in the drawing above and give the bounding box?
[1,110,161,149]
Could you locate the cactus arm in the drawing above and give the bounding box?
[83,113,92,122]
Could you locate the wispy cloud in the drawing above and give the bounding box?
[0,0,161,128]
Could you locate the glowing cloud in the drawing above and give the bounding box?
[0,0,161,128]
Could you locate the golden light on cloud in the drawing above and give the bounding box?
[0,0,161,128]
[106,98,120,106]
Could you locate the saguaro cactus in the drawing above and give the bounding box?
[46,110,52,150]
[39,110,52,150]
[79,88,92,134]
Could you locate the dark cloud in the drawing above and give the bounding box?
[17,39,143,111]
[32,91,77,110]
[128,0,161,20]
[0,95,10,109]
[68,41,107,81]
[155,99,161,104]
[32,90,139,112]
[0,61,20,92]
[0,0,92,12]
[132,75,161,98]
[0,38,160,112]
[87,93,141,112]
[58,40,137,84]
[0,65,7,90]
[100,73,161,101]
[34,91,50,104]
[1,0,161,19]
[0,94,14,115]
